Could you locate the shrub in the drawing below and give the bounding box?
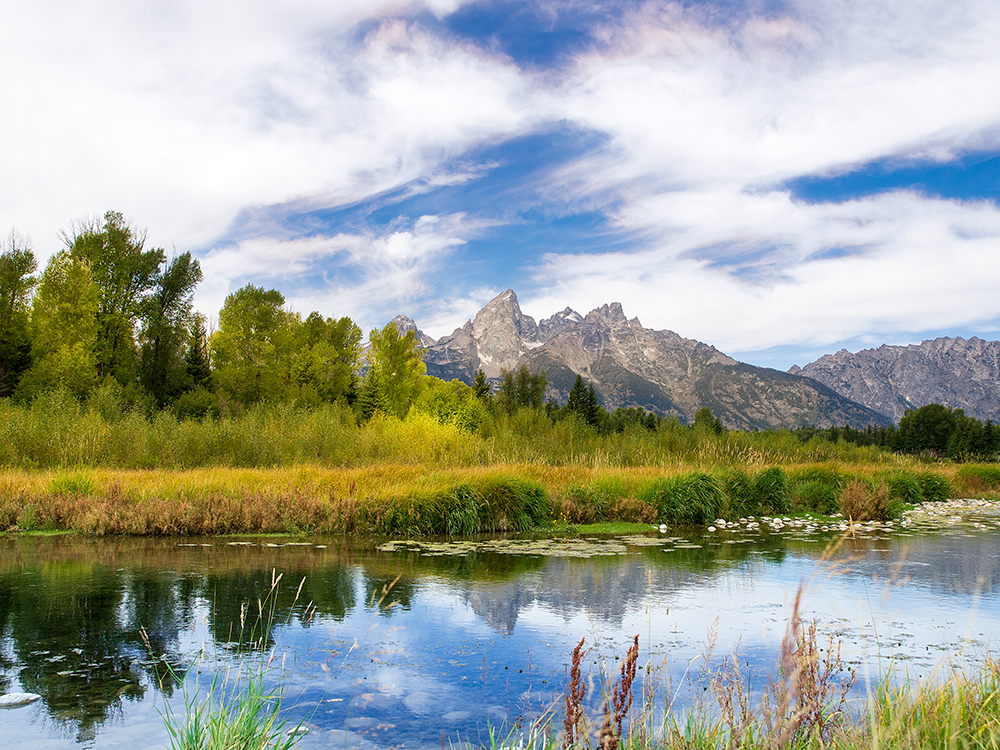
[839,480,901,522]
[173,387,222,421]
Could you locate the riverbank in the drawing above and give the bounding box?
[0,462,994,536]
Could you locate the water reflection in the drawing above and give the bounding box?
[0,513,996,749]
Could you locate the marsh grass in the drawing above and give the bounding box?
[154,570,309,750]
[1,396,915,472]
[0,459,965,535]
[955,464,1000,499]
[495,588,999,750]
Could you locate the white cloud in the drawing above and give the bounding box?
[514,0,1000,356]
[526,191,1000,351]
[4,0,1000,362]
[198,212,488,330]
[0,0,528,256]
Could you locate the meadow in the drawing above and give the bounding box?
[2,392,998,536]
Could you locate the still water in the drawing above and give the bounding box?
[1,503,998,749]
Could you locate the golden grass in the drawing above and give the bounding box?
[0,458,969,536]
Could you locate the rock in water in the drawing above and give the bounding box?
[0,692,41,708]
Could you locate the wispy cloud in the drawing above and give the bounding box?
[3,0,999,365]
[199,212,493,330]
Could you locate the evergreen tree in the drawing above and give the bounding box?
[184,315,213,390]
[584,384,602,428]
[356,368,389,422]
[566,374,588,414]
[472,369,491,400]
[694,406,724,435]
[566,374,602,428]
[495,366,547,413]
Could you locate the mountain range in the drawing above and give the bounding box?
[790,337,1000,424]
[393,290,998,429]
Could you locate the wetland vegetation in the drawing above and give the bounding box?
[3,213,1000,748]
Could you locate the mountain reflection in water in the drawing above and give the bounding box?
[0,514,997,749]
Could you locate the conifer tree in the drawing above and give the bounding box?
[472,369,491,400]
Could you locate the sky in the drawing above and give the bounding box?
[2,0,999,370]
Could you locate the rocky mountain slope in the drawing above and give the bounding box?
[415,290,889,430]
[792,337,1000,423]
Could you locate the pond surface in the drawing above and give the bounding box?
[1,502,998,749]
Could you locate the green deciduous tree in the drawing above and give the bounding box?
[65,211,165,384]
[15,252,100,400]
[364,321,426,419]
[898,403,958,456]
[139,252,203,406]
[210,285,293,404]
[288,312,362,405]
[0,231,37,396]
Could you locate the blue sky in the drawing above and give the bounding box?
[2,0,999,370]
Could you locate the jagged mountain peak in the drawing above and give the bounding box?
[797,335,1000,422]
[415,291,898,429]
[389,314,436,348]
[586,302,628,323]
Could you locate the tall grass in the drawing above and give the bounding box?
[0,467,552,535]
[0,460,963,535]
[0,395,909,471]
[499,590,1000,750]
[0,393,974,535]
[155,571,307,750]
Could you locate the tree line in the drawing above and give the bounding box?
[0,212,417,418]
[794,403,1000,461]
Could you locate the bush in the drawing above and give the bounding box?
[839,480,902,522]
[173,387,222,421]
